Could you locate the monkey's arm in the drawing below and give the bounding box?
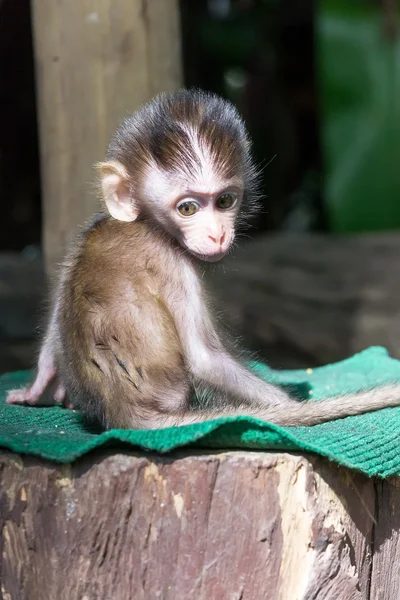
[162,264,400,426]
[167,263,294,407]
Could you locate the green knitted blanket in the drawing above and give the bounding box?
[1,346,400,478]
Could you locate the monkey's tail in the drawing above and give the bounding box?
[266,384,400,427]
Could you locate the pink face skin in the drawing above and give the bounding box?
[100,146,244,262]
[172,185,242,262]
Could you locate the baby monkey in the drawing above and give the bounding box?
[7,89,400,429]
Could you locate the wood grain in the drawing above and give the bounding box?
[0,450,384,600]
[31,0,182,275]
[370,477,400,599]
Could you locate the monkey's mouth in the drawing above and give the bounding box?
[189,249,227,263]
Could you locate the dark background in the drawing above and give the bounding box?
[2,0,398,252]
[0,0,326,254]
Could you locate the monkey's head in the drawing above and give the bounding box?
[98,89,259,262]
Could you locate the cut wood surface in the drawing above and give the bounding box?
[31,0,182,275]
[0,449,398,600]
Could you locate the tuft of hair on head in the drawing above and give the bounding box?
[97,88,262,228]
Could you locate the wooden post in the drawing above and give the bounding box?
[31,0,182,275]
[1,449,398,599]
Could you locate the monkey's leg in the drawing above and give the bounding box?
[97,374,261,431]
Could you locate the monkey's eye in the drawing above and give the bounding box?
[216,193,237,210]
[177,200,200,217]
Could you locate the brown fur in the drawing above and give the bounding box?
[51,214,400,430]
[106,89,259,213]
[55,216,191,428]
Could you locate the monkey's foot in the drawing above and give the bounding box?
[6,383,74,409]
[6,385,50,406]
[6,387,33,405]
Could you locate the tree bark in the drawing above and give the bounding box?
[1,449,397,600]
[31,0,182,276]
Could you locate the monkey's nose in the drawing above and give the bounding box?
[208,232,226,246]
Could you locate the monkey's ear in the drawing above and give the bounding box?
[97,161,139,222]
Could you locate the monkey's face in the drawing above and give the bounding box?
[139,159,244,261]
[98,89,254,261]
[98,160,244,263]
[170,188,241,261]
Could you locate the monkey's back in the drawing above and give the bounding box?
[55,216,190,429]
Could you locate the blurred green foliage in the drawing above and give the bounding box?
[317,1,400,232]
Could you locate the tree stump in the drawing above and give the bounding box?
[0,449,398,599]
